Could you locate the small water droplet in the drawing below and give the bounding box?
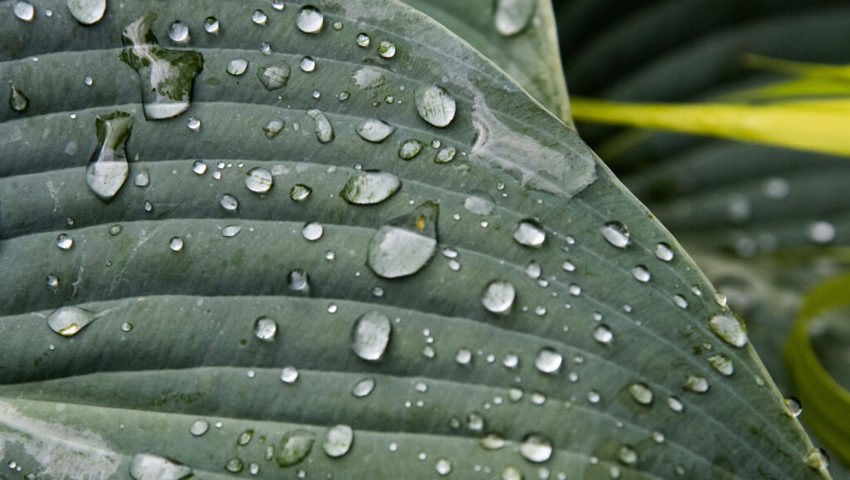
[225,458,243,473]
[290,184,312,202]
[594,324,613,344]
[480,279,516,314]
[56,233,74,250]
[190,419,209,436]
[493,0,535,37]
[47,306,94,337]
[257,63,291,90]
[807,221,835,244]
[352,377,375,397]
[513,219,546,247]
[47,274,60,288]
[707,314,747,348]
[601,221,630,248]
[129,454,193,480]
[587,390,601,404]
[377,40,396,58]
[280,365,299,384]
[415,85,456,128]
[254,317,277,341]
[167,21,189,43]
[251,9,267,25]
[302,222,324,241]
[455,348,472,365]
[534,348,562,374]
[306,109,334,143]
[227,58,249,76]
[434,146,457,164]
[204,16,219,34]
[168,236,184,252]
[86,111,134,201]
[296,5,323,33]
[398,139,423,160]
[357,118,395,143]
[520,434,553,463]
[707,354,734,376]
[352,311,391,361]
[682,374,709,393]
[13,1,34,21]
[192,161,207,175]
[276,430,315,467]
[186,117,201,131]
[654,242,674,262]
[784,397,802,417]
[672,294,688,309]
[245,167,273,193]
[237,429,254,446]
[356,33,370,47]
[632,265,650,283]
[628,383,653,405]
[435,458,452,475]
[272,1,285,11]
[323,425,354,458]
[667,396,684,412]
[299,56,316,72]
[220,194,239,212]
[263,118,285,138]
[134,169,150,187]
[502,466,522,480]
[287,269,310,292]
[8,82,29,112]
[618,445,638,465]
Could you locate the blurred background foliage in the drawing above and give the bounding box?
[554,0,850,475]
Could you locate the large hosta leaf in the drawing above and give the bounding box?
[0,0,827,479]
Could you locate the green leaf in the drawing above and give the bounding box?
[0,1,826,479]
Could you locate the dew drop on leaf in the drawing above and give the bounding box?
[47,306,94,337]
[287,269,310,292]
[302,222,323,241]
[56,233,74,250]
[290,184,312,202]
[806,448,829,471]
[618,445,638,465]
[534,348,562,374]
[482,280,515,313]
[129,453,193,480]
[254,317,277,341]
[784,396,802,417]
[356,32,370,47]
[398,139,423,160]
[220,194,239,212]
[296,5,323,33]
[192,160,207,175]
[415,85,456,128]
[513,219,546,247]
[520,434,553,463]
[707,314,748,348]
[222,225,242,238]
[66,0,106,24]
[601,221,630,249]
[323,425,354,458]
[667,395,684,412]
[8,82,29,112]
[366,202,438,278]
[683,374,709,393]
[351,377,376,398]
[189,419,209,437]
[263,119,285,138]
[502,466,522,480]
[356,118,395,143]
[226,58,249,76]
[245,167,273,193]
[628,382,653,405]
[224,458,243,473]
[707,354,734,376]
[86,112,134,201]
[632,265,650,283]
[237,429,254,446]
[257,63,291,90]
[654,242,674,262]
[13,1,34,21]
[251,9,267,25]
[464,193,495,215]
[341,171,401,205]
[276,430,315,467]
[377,40,396,58]
[434,146,457,164]
[300,56,316,72]
[594,324,613,344]
[134,169,150,187]
[280,366,299,384]
[203,16,219,34]
[351,311,391,361]
[306,109,334,143]
[186,117,201,131]
[435,458,452,475]
[493,0,535,37]
[168,237,184,252]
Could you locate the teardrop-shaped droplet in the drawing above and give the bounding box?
[520,434,552,463]
[86,111,134,201]
[434,146,456,164]
[366,201,438,278]
[351,377,376,398]
[356,118,395,143]
[708,314,748,348]
[513,219,546,247]
[628,382,653,405]
[226,58,249,76]
[481,280,515,313]
[256,63,291,90]
[601,221,630,248]
[654,242,674,262]
[341,171,400,205]
[47,306,95,337]
[237,429,254,446]
[296,5,323,33]
[276,430,315,467]
[254,316,277,341]
[352,311,391,361]
[66,0,106,24]
[8,82,29,112]
[415,85,456,128]
[220,194,239,212]
[245,167,273,193]
[493,0,535,37]
[323,425,354,458]
[707,354,734,376]
[306,109,334,143]
[398,139,423,160]
[534,348,562,374]
[119,13,203,120]
[129,453,193,480]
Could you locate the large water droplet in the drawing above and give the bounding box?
[276,430,315,467]
[307,109,334,143]
[513,219,546,247]
[8,82,28,112]
[356,33,370,47]
[464,193,495,216]
[323,425,354,458]
[366,202,439,278]
[520,434,552,463]
[13,1,34,21]
[86,111,134,201]
[434,146,457,164]
[254,317,277,341]
[119,13,204,120]
[66,0,106,24]
[493,0,535,37]
[226,58,249,76]
[601,221,630,248]
[129,454,193,480]
[628,382,653,405]
[257,63,291,90]
[245,167,273,193]
[352,311,391,361]
[707,314,747,348]
[357,118,395,143]
[264,118,285,138]
[341,171,400,205]
[482,280,515,313]
[47,306,95,337]
[415,85,456,128]
[300,56,316,72]
[352,377,376,397]
[296,5,323,33]
[534,348,562,374]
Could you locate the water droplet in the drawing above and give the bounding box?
[618,445,638,465]
[119,13,203,119]
[672,294,688,309]
[493,0,535,37]
[587,390,601,404]
[520,434,553,463]
[47,306,94,337]
[237,429,254,446]
[594,324,613,344]
[632,265,650,283]
[806,448,829,471]
[13,1,34,21]
[707,314,747,348]
[366,202,438,278]
[323,425,354,458]
[463,193,495,215]
[568,284,581,296]
[272,1,285,11]
[434,146,457,164]
[220,194,239,212]
[225,458,243,473]
[435,458,452,475]
[254,317,277,341]
[415,85,456,128]
[357,118,395,143]
[352,311,391,361]
[377,40,396,58]
[8,82,29,112]
[203,16,219,34]
[807,221,835,244]
[513,219,546,247]
[628,382,653,405]
[66,0,106,25]
[56,233,74,250]
[399,139,423,160]
[47,274,60,288]
[186,117,201,131]
[134,169,150,187]
[356,33,370,47]
[763,177,790,199]
[341,171,400,205]
[682,375,709,393]
[192,161,207,175]
[257,63,291,90]
[784,397,802,417]
[129,453,192,480]
[502,466,522,480]
[455,348,472,365]
[263,119,285,138]
[86,112,134,201]
[601,221,630,248]
[276,430,315,467]
[296,5,323,33]
[352,377,375,397]
[654,242,674,262]
[251,9,267,25]
[287,269,310,292]
[306,109,334,143]
[168,237,184,252]
[707,354,733,376]
[534,348,562,374]
[226,58,249,76]
[299,56,316,72]
[167,21,189,43]
[290,184,312,202]
[667,396,684,412]
[280,366,299,384]
[189,419,209,436]
[245,167,273,193]
[302,222,324,241]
